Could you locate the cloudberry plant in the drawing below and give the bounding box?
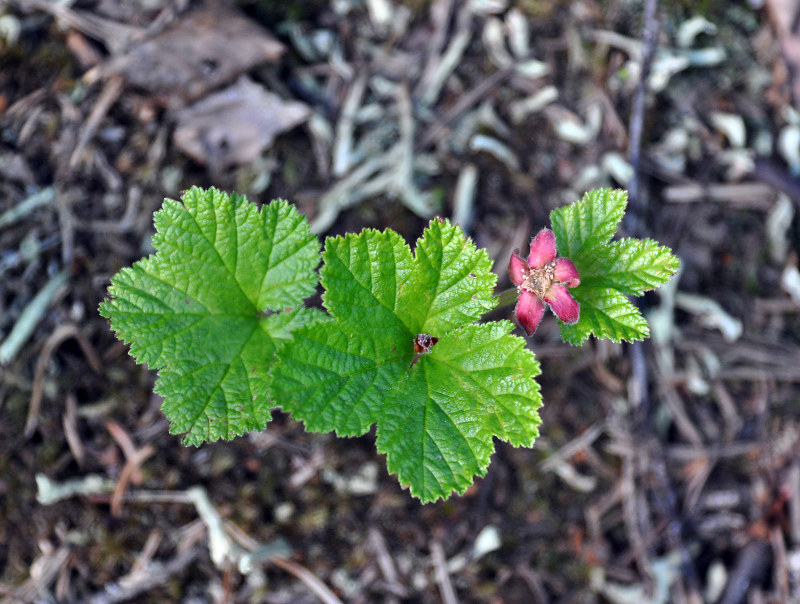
[101,187,679,502]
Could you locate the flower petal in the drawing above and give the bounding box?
[508,250,529,286]
[544,284,580,324]
[528,228,557,268]
[553,257,580,287]
[515,289,546,335]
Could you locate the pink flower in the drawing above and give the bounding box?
[509,228,581,335]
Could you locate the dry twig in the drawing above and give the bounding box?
[25,322,101,437]
[431,540,458,604]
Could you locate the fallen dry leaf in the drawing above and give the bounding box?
[99,8,284,102]
[173,77,312,169]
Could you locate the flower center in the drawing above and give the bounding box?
[521,261,556,299]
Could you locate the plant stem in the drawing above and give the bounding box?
[493,287,518,310]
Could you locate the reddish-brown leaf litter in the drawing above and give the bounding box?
[1,1,799,602]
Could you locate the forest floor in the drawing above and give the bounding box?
[1,0,800,602]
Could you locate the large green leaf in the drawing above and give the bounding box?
[380,323,540,502]
[272,220,542,502]
[100,187,320,444]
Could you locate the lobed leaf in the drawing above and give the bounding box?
[379,322,540,502]
[550,188,628,257]
[559,287,650,345]
[271,317,408,437]
[321,229,414,335]
[100,187,320,444]
[272,220,540,502]
[400,218,497,333]
[576,238,681,296]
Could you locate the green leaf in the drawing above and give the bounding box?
[320,228,414,336]
[577,238,681,296]
[271,220,542,502]
[550,188,628,258]
[558,287,650,345]
[100,187,320,444]
[401,218,497,333]
[380,323,540,502]
[549,188,679,344]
